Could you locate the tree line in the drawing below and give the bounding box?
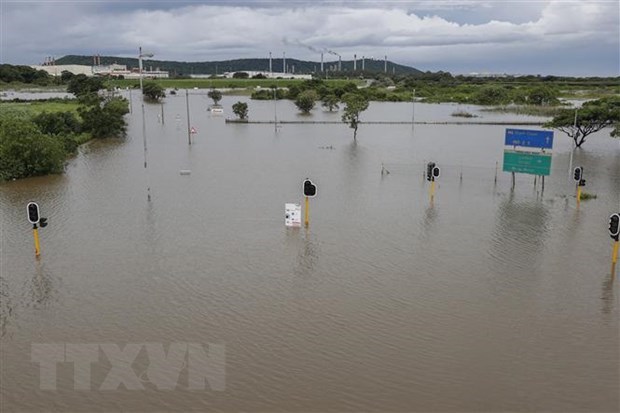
[0,75,129,181]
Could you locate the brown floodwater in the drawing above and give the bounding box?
[1,93,619,412]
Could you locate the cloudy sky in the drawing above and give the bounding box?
[1,0,618,76]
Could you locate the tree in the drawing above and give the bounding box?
[232,101,248,120]
[208,89,222,106]
[294,90,318,114]
[79,96,129,138]
[33,111,81,136]
[67,74,105,97]
[472,86,511,105]
[232,72,249,79]
[142,82,165,102]
[0,115,66,180]
[322,94,340,112]
[341,93,369,139]
[545,97,620,148]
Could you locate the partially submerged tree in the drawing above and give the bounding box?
[232,101,248,120]
[321,94,340,112]
[208,89,222,106]
[294,90,318,114]
[545,97,620,148]
[142,82,165,102]
[341,93,369,139]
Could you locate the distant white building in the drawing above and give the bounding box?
[31,63,169,79]
[191,71,311,80]
[31,64,93,76]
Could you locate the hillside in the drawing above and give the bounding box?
[55,55,424,76]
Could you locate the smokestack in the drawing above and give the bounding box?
[362,56,365,71]
[353,54,357,71]
[384,55,387,73]
[283,52,286,74]
[338,55,341,72]
[269,52,272,75]
[321,52,324,72]
[98,55,101,66]
[93,55,96,66]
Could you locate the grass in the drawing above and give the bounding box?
[0,100,80,115]
[106,78,365,91]
[481,105,562,117]
[0,82,67,91]
[451,110,477,118]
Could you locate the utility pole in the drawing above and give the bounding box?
[186,89,191,145]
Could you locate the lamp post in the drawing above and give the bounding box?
[138,46,154,94]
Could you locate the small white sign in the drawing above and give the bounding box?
[285,203,301,227]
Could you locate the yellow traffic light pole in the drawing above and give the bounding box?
[304,196,310,227]
[430,180,436,202]
[33,224,41,257]
[576,184,581,209]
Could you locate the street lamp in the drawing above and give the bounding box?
[138,46,154,93]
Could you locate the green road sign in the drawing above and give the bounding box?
[503,150,552,176]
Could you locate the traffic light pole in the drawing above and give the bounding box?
[33,224,41,257]
[430,180,435,203]
[576,184,581,209]
[304,196,309,227]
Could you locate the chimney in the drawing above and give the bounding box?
[321,52,324,72]
[353,54,357,71]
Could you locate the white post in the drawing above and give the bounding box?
[139,46,144,93]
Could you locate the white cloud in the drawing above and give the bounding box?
[1,1,618,75]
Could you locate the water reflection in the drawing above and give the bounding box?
[0,275,14,338]
[600,273,615,315]
[294,229,319,277]
[488,192,550,277]
[26,261,56,309]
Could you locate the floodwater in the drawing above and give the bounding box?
[1,92,619,412]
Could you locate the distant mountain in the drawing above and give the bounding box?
[55,55,424,76]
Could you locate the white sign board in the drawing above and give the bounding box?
[285,203,301,227]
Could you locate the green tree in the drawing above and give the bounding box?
[472,86,511,105]
[0,115,66,180]
[321,94,340,112]
[526,86,559,106]
[79,96,129,138]
[294,90,318,114]
[341,93,369,139]
[33,111,81,136]
[545,97,620,147]
[232,101,248,120]
[67,74,105,97]
[232,72,249,79]
[142,82,165,102]
[207,89,222,106]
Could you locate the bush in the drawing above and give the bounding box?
[33,111,81,135]
[79,96,129,138]
[294,90,318,113]
[0,115,66,180]
[232,72,249,79]
[142,82,165,102]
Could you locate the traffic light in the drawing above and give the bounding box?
[610,213,620,241]
[426,162,435,182]
[303,179,317,198]
[27,202,40,224]
[39,217,48,228]
[573,167,583,182]
[579,179,586,187]
[432,166,440,179]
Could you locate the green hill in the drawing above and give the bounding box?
[55,55,424,76]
